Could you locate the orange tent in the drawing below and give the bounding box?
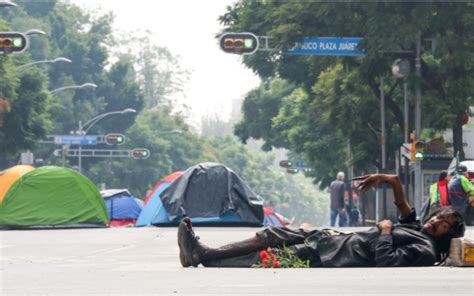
[0,165,35,203]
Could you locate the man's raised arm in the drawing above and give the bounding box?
[353,174,411,218]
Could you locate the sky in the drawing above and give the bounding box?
[70,0,261,127]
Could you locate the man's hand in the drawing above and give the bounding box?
[377,220,393,235]
[352,174,388,192]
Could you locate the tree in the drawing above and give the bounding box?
[0,69,52,157]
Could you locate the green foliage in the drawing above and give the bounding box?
[0,63,52,157]
[234,78,296,151]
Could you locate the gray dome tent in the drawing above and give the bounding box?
[158,162,264,226]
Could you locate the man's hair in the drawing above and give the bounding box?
[425,207,465,259]
[438,171,447,181]
[336,172,345,180]
[457,164,468,174]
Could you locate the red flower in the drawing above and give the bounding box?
[273,261,280,268]
[270,253,277,261]
[259,250,269,259]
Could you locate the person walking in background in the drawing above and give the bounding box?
[349,204,360,227]
[421,171,450,222]
[329,171,347,227]
[448,165,474,223]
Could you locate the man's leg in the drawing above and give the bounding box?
[178,218,316,267]
[339,210,348,227]
[178,217,267,267]
[330,209,337,227]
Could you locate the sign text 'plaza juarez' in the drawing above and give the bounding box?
[286,37,366,56]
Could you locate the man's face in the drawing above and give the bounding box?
[421,216,455,240]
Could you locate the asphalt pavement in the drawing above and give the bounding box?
[1,226,473,295]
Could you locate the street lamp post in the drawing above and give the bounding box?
[17,57,72,71]
[77,108,136,174]
[158,129,183,135]
[0,1,17,7]
[24,29,46,37]
[50,83,97,95]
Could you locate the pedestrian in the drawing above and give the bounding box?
[329,171,347,227]
[177,174,465,268]
[448,165,474,221]
[420,172,450,222]
[349,205,360,227]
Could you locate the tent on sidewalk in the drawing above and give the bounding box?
[136,163,264,226]
[0,166,108,229]
[100,189,144,227]
[0,165,35,203]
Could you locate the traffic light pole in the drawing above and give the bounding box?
[413,32,423,213]
[380,76,387,219]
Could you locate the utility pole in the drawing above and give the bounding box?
[403,79,410,202]
[414,32,423,213]
[380,76,387,218]
[347,139,353,210]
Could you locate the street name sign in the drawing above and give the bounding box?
[285,37,366,56]
[53,135,98,145]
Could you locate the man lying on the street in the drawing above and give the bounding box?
[177,174,465,267]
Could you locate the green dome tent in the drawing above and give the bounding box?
[0,166,108,229]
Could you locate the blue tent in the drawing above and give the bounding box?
[136,163,264,226]
[135,179,176,227]
[100,189,143,226]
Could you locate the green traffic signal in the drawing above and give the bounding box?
[105,133,126,145]
[132,148,150,159]
[279,160,293,168]
[0,32,28,54]
[12,38,22,47]
[244,38,254,48]
[415,151,424,160]
[219,32,259,55]
[286,168,299,174]
[410,140,425,161]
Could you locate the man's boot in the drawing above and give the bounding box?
[178,217,268,267]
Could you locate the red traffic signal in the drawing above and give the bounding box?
[132,148,150,159]
[219,32,259,55]
[0,32,28,54]
[105,133,126,145]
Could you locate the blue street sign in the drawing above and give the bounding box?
[295,160,306,167]
[285,37,366,56]
[53,135,98,145]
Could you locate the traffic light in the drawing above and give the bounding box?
[219,32,259,55]
[132,148,150,159]
[0,32,28,54]
[410,140,425,161]
[286,168,299,174]
[105,133,126,145]
[279,160,293,168]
